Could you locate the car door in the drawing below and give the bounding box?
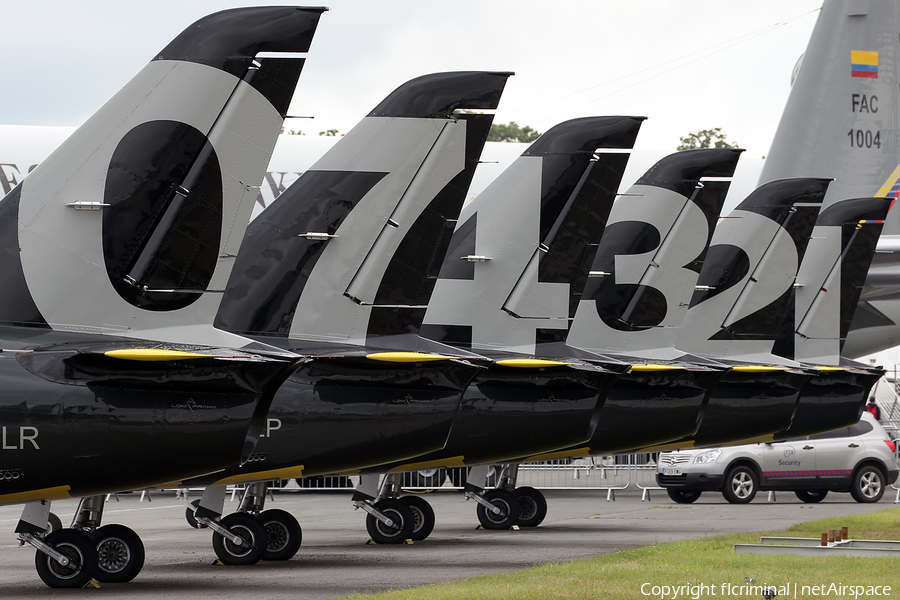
[815,424,867,488]
[761,438,817,489]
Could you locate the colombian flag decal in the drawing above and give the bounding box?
[851,50,878,78]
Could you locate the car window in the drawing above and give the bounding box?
[847,421,874,437]
[808,426,851,440]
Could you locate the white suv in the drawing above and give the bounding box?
[656,413,899,504]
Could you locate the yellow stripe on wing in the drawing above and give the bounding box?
[105,349,209,361]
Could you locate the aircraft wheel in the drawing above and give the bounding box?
[259,509,302,561]
[399,495,435,541]
[667,489,702,504]
[476,489,520,530]
[365,499,414,544]
[34,529,98,589]
[722,465,757,504]
[46,512,62,534]
[514,487,547,527]
[91,524,145,583]
[850,465,885,503]
[212,513,266,565]
[794,490,828,503]
[185,499,207,529]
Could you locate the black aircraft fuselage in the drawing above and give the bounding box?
[0,326,293,504]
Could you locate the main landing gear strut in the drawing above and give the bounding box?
[465,464,547,529]
[184,482,302,564]
[17,495,145,588]
[352,473,430,543]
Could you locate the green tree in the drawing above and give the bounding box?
[677,128,738,151]
[319,129,339,136]
[487,121,542,143]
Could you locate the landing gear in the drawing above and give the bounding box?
[398,495,435,541]
[513,486,547,527]
[46,512,62,534]
[259,509,302,561]
[19,496,147,587]
[185,499,208,529]
[365,499,415,544]
[475,489,520,529]
[211,512,267,565]
[465,463,544,529]
[189,482,303,563]
[91,524,145,583]
[34,529,98,589]
[353,473,420,543]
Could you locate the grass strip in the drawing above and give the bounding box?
[341,507,900,600]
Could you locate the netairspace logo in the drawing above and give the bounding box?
[640,582,892,599]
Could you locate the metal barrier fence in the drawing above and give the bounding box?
[214,455,667,502]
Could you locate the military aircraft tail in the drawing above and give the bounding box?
[774,197,893,364]
[419,116,645,354]
[566,148,742,357]
[214,71,512,349]
[0,7,325,348]
[759,0,900,357]
[675,178,829,361]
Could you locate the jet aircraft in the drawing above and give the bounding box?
[0,6,328,588]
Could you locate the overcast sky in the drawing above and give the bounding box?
[2,1,822,157]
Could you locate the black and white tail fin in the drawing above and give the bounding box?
[566,148,741,358]
[676,178,829,362]
[418,116,644,354]
[0,7,324,347]
[774,197,893,364]
[214,72,512,348]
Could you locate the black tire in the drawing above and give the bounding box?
[258,509,302,561]
[850,465,885,503]
[212,512,266,565]
[185,499,207,529]
[399,495,436,541]
[794,490,828,503]
[34,529,98,589]
[365,499,414,544]
[476,489,520,530]
[90,524,145,583]
[46,512,62,534]
[667,489,702,504]
[514,487,547,527]
[403,468,447,489]
[722,465,758,504]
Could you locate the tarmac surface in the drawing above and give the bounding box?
[0,487,896,598]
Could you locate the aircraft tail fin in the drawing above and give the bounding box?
[760,1,900,221]
[566,148,741,356]
[774,197,892,364]
[214,72,512,348]
[1,7,325,347]
[419,116,644,353]
[676,178,830,360]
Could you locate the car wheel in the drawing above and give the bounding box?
[722,465,757,504]
[794,490,828,503]
[850,465,885,503]
[667,489,701,504]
